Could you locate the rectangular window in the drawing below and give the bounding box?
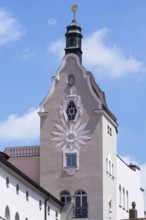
[66,153,77,167]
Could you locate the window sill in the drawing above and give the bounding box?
[65,166,78,168]
[63,166,79,175]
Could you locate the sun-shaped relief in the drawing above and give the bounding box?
[52,90,91,151]
[51,118,91,151]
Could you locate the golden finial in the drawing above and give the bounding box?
[71,4,78,20]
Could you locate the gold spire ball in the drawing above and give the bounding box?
[71,4,78,20]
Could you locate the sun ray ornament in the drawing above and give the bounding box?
[52,118,91,151]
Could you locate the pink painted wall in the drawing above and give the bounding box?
[4,146,40,183]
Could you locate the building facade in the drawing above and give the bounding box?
[1,7,145,220]
[0,154,62,220]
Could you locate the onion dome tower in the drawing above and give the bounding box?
[65,4,83,62]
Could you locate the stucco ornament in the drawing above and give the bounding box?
[52,90,91,151]
[59,89,83,122]
[52,118,91,151]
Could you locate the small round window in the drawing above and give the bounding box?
[68,75,75,86]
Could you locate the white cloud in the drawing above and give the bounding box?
[0,8,26,46]
[0,108,39,145]
[48,28,145,78]
[48,18,57,26]
[83,28,145,78]
[49,39,64,59]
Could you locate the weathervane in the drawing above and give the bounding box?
[71,4,78,20]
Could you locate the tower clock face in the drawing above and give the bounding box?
[66,101,77,120]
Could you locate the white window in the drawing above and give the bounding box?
[123,188,125,209]
[74,190,88,218]
[60,190,71,203]
[39,200,42,210]
[75,190,87,207]
[6,177,9,188]
[63,150,79,175]
[119,185,122,207]
[16,184,19,195]
[5,206,10,220]
[112,163,114,177]
[106,158,108,173]
[26,191,29,201]
[126,190,129,211]
[15,212,20,220]
[66,153,77,167]
[56,211,58,220]
[107,125,112,136]
[109,161,111,175]
[108,198,112,219]
[48,206,50,215]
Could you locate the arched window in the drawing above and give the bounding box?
[112,163,114,177]
[75,190,87,207]
[48,206,50,215]
[6,177,9,188]
[15,212,20,220]
[126,190,129,211]
[39,200,42,210]
[16,184,19,195]
[26,191,29,201]
[74,190,88,218]
[56,211,58,220]
[119,185,122,207]
[60,190,71,203]
[106,158,108,173]
[69,37,76,47]
[123,188,125,209]
[108,198,112,219]
[109,161,111,175]
[5,206,10,220]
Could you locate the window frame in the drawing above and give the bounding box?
[60,190,71,204]
[66,153,77,167]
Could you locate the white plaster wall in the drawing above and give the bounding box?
[102,114,117,220]
[117,157,144,220]
[0,165,61,220]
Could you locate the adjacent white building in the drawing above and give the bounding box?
[0,5,145,220]
[117,156,144,220]
[0,153,62,220]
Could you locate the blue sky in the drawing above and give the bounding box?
[0,0,146,171]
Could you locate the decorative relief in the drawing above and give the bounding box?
[51,118,91,151]
[59,89,83,122]
[52,89,91,151]
[51,90,91,175]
